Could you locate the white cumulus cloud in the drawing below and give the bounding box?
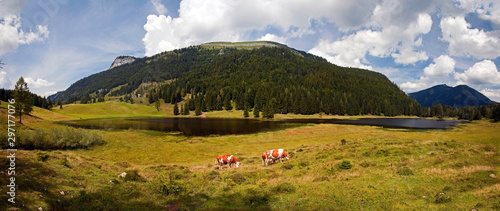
[309,13,432,68]
[400,55,456,92]
[24,78,55,89]
[0,0,49,56]
[423,55,456,77]
[440,16,500,59]
[454,60,500,85]
[257,33,287,44]
[480,88,500,102]
[142,0,387,56]
[0,70,11,88]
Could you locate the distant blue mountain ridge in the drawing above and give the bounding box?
[409,84,497,108]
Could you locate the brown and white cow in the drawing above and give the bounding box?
[263,149,290,166]
[216,154,240,169]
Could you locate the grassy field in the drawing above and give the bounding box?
[0,102,499,210]
[53,102,165,119]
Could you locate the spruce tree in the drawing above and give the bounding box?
[173,103,179,115]
[253,108,260,118]
[243,106,249,118]
[14,77,33,124]
[195,104,202,116]
[224,97,233,111]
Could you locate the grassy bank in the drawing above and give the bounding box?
[0,103,498,210]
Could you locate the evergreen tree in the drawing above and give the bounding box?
[195,104,202,116]
[263,98,276,119]
[14,77,33,124]
[149,90,155,104]
[253,108,260,118]
[437,104,444,120]
[224,97,233,111]
[492,105,500,122]
[183,103,190,115]
[243,106,249,118]
[173,103,179,115]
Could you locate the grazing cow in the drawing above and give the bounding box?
[263,149,290,166]
[216,155,240,169]
[262,152,268,165]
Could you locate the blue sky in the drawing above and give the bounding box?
[1,0,500,102]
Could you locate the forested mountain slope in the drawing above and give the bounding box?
[50,41,423,116]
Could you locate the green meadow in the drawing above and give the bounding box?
[0,101,499,210]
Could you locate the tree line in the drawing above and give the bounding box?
[425,103,500,122]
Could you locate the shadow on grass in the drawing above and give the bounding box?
[0,155,166,210]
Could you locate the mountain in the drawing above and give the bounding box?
[50,41,423,116]
[409,84,497,107]
[109,56,136,69]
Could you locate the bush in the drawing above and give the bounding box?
[341,139,347,145]
[434,192,451,204]
[338,160,353,170]
[156,172,188,196]
[14,127,103,150]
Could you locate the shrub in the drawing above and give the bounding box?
[156,172,188,196]
[338,160,353,170]
[14,127,103,150]
[341,139,347,145]
[434,192,451,204]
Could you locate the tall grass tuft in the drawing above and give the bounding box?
[3,127,103,150]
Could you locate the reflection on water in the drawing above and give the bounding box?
[60,117,466,136]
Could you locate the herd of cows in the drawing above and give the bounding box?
[216,149,291,169]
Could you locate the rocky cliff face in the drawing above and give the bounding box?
[110,56,136,69]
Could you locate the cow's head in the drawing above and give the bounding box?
[283,151,290,160]
[235,162,240,168]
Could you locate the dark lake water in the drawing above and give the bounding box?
[60,117,466,136]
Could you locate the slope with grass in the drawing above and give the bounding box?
[53,102,165,119]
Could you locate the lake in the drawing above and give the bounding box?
[60,117,467,136]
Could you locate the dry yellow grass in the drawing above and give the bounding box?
[423,165,497,178]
